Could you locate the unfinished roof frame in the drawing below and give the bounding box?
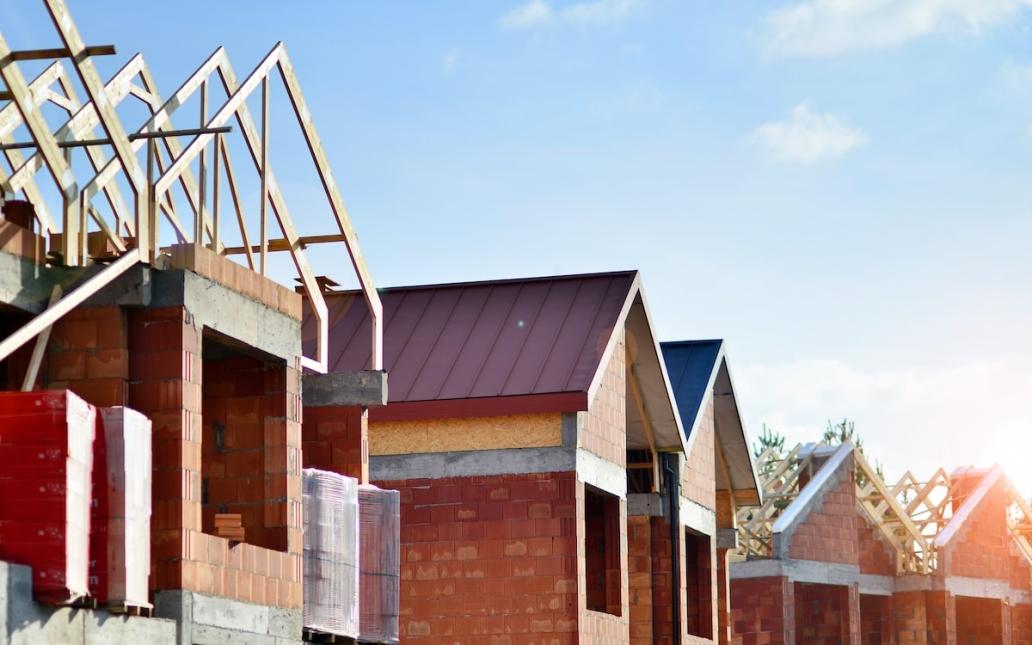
[0,0,382,374]
[738,442,1032,577]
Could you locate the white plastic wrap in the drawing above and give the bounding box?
[303,468,360,638]
[97,406,152,607]
[359,484,400,644]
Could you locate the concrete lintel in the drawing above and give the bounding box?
[681,495,716,536]
[946,576,1032,604]
[858,574,895,596]
[371,446,576,482]
[716,528,738,550]
[302,370,387,408]
[153,270,301,362]
[627,493,664,517]
[577,448,626,498]
[730,557,861,588]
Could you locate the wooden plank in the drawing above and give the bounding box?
[0,33,79,263]
[20,286,63,391]
[0,253,138,362]
[46,0,148,260]
[276,49,383,369]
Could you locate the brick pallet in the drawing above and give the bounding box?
[0,390,95,604]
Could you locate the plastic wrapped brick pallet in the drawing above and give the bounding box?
[359,484,400,644]
[90,407,152,608]
[0,390,95,603]
[303,468,359,638]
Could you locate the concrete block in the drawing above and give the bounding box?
[267,607,302,639]
[627,493,664,518]
[191,624,276,645]
[190,594,269,633]
[303,370,388,408]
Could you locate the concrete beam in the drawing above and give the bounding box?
[302,370,388,408]
[627,492,664,517]
[372,446,577,482]
[716,528,738,550]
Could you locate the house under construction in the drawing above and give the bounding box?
[730,442,1032,644]
[1,2,1030,645]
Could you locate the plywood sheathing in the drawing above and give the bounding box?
[370,413,563,456]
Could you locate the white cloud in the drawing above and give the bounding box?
[563,0,643,26]
[734,358,1032,494]
[499,0,643,30]
[500,0,555,29]
[752,102,868,164]
[443,48,461,74]
[1000,61,1032,93]
[764,0,1032,58]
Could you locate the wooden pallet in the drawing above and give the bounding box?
[304,627,357,643]
[106,601,153,617]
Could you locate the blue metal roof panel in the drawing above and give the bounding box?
[660,340,723,438]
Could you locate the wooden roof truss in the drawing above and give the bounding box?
[0,0,382,373]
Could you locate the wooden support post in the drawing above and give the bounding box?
[21,286,63,391]
[213,133,221,251]
[260,76,269,276]
[196,79,207,248]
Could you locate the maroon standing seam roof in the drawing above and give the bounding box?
[305,271,638,404]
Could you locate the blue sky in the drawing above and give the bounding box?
[4,1,1032,489]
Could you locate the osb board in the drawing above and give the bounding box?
[369,413,563,455]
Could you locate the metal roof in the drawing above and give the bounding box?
[661,339,761,500]
[310,271,638,403]
[661,339,723,435]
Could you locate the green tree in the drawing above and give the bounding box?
[822,417,884,483]
[753,423,786,479]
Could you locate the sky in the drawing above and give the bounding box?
[3,1,1032,491]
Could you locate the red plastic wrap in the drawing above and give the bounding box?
[0,390,95,604]
[90,406,152,608]
[359,484,399,644]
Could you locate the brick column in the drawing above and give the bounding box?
[925,590,956,645]
[627,515,653,645]
[129,306,203,592]
[845,583,862,645]
[301,404,367,481]
[716,547,731,644]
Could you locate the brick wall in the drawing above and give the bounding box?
[794,582,858,644]
[786,467,858,565]
[729,575,793,644]
[128,306,302,608]
[858,515,897,576]
[201,353,299,553]
[650,517,675,645]
[47,305,130,408]
[577,478,629,645]
[581,331,625,468]
[1012,604,1032,644]
[859,594,892,645]
[682,397,715,511]
[302,404,366,481]
[924,590,955,644]
[955,596,1005,644]
[627,515,653,645]
[376,472,579,644]
[947,479,1028,585]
